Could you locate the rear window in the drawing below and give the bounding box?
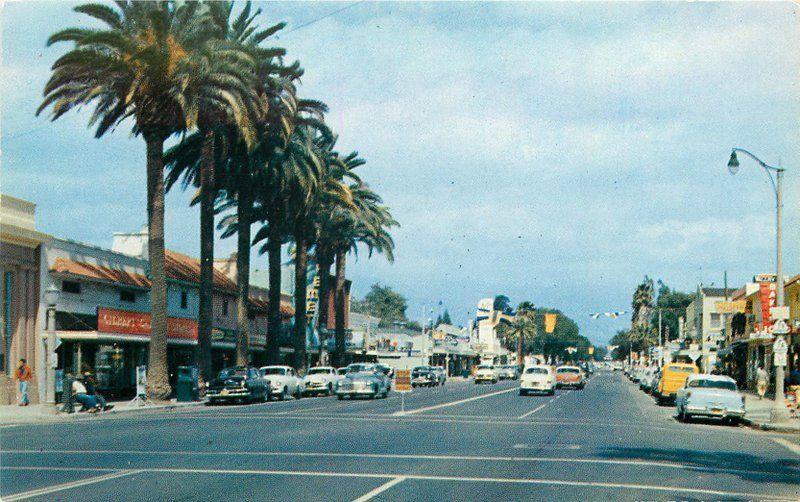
[261,368,286,375]
[557,368,580,374]
[478,365,493,370]
[668,365,695,373]
[525,368,549,375]
[308,368,331,375]
[688,379,737,391]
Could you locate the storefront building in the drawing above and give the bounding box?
[0,195,51,404]
[41,229,294,398]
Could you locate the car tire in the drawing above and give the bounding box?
[279,387,288,401]
[492,379,497,384]
[294,388,302,400]
[548,389,555,396]
[327,384,333,396]
[337,394,344,400]
[519,390,527,396]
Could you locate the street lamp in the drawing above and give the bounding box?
[727,148,789,423]
[43,284,60,412]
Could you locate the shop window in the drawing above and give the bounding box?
[2,271,12,374]
[710,313,721,328]
[222,300,229,316]
[62,280,81,294]
[180,290,188,309]
[120,290,136,303]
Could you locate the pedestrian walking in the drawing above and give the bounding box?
[15,359,33,406]
[756,366,768,400]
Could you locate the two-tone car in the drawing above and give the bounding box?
[474,364,499,384]
[335,364,391,399]
[519,364,556,396]
[675,374,746,425]
[411,366,437,387]
[260,365,303,400]
[206,366,270,405]
[430,366,447,385]
[555,365,585,389]
[302,366,343,396]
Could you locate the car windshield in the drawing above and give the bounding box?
[218,368,247,378]
[688,379,737,391]
[347,364,374,373]
[557,368,580,374]
[308,368,331,375]
[478,365,493,370]
[668,366,695,373]
[261,368,286,375]
[525,368,549,375]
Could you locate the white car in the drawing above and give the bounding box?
[675,374,746,425]
[474,364,499,384]
[519,365,556,396]
[302,366,343,396]
[260,365,303,400]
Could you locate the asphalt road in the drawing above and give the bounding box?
[1,370,799,501]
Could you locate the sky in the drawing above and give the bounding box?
[2,1,798,345]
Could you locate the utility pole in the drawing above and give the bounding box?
[658,309,663,367]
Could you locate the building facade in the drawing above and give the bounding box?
[0,195,51,404]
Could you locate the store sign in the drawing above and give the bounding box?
[97,307,197,341]
[211,327,237,344]
[306,276,320,320]
[758,282,776,330]
[715,301,746,314]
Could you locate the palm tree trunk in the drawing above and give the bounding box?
[334,249,347,367]
[293,226,308,371]
[517,333,523,367]
[316,253,333,331]
[144,133,171,400]
[235,180,251,366]
[197,129,215,384]
[266,213,283,365]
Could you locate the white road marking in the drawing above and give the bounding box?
[771,437,800,456]
[518,403,548,419]
[351,476,406,501]
[0,449,786,477]
[394,387,517,415]
[3,469,141,501]
[0,466,781,499]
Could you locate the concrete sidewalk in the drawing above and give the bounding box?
[0,398,206,426]
[744,392,799,433]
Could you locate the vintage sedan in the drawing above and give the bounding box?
[336,365,391,399]
[302,366,343,396]
[519,365,556,396]
[260,365,303,400]
[556,366,585,389]
[206,366,270,405]
[474,364,499,384]
[411,366,437,387]
[675,374,746,424]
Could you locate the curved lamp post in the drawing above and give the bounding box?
[727,148,789,423]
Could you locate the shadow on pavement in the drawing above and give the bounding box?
[594,446,800,485]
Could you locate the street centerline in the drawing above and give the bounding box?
[351,476,406,502]
[518,403,548,419]
[3,469,141,501]
[0,466,782,499]
[394,387,517,415]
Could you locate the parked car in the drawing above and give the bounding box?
[337,367,348,376]
[376,363,395,380]
[654,362,698,405]
[474,364,499,384]
[639,367,656,392]
[260,365,303,400]
[498,365,519,380]
[430,366,447,385]
[556,366,585,389]
[335,364,391,399]
[411,366,437,387]
[675,374,746,424]
[519,365,556,396]
[302,366,343,396]
[206,366,270,405]
[612,362,623,371]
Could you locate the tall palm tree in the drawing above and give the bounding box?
[315,180,397,366]
[497,303,537,367]
[38,1,231,399]
[161,2,261,384]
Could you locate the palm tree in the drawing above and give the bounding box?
[162,2,261,384]
[315,180,397,367]
[497,302,537,366]
[38,1,232,399]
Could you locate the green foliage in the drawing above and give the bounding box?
[441,309,452,325]
[651,280,694,342]
[353,283,409,327]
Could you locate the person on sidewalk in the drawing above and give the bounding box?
[72,377,100,413]
[83,371,112,411]
[756,366,769,400]
[15,359,33,406]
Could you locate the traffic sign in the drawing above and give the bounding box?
[773,336,788,356]
[772,320,790,335]
[394,369,412,393]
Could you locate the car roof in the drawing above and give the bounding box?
[309,366,334,370]
[686,374,736,383]
[260,365,291,370]
[557,365,580,369]
[523,365,551,370]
